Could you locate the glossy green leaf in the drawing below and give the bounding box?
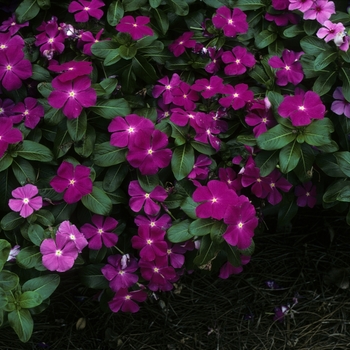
[81,186,113,215]
[254,150,279,176]
[91,41,119,58]
[107,0,124,26]
[257,124,296,150]
[80,264,109,289]
[0,271,19,291]
[22,275,60,300]
[189,219,215,236]
[166,219,192,243]
[137,172,159,193]
[1,212,25,231]
[67,111,87,141]
[255,30,277,49]
[93,142,127,167]
[15,0,40,22]
[27,224,46,246]
[103,163,128,192]
[314,49,337,71]
[236,0,264,10]
[279,141,301,173]
[132,56,158,83]
[300,36,330,56]
[12,158,36,185]
[119,45,137,59]
[90,99,130,119]
[171,143,195,181]
[8,309,33,343]
[19,291,43,309]
[16,246,42,269]
[313,70,337,96]
[283,24,304,38]
[16,141,54,162]
[167,0,189,15]
[0,240,11,272]
[193,235,218,267]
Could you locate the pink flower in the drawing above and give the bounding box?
[168,32,196,57]
[48,60,93,82]
[0,117,22,158]
[268,50,304,86]
[11,97,44,129]
[171,82,199,111]
[331,87,350,118]
[219,83,254,110]
[0,14,29,35]
[0,32,25,51]
[126,129,172,175]
[108,288,147,313]
[8,184,42,218]
[80,29,104,55]
[316,21,346,43]
[278,91,326,126]
[219,255,250,279]
[0,47,32,91]
[191,76,224,99]
[153,73,181,104]
[80,215,118,250]
[56,221,88,253]
[116,16,153,40]
[50,161,93,204]
[48,76,97,119]
[128,180,168,216]
[221,46,256,76]
[188,155,212,180]
[212,6,248,37]
[218,168,242,193]
[40,234,78,272]
[68,0,105,22]
[295,181,317,208]
[288,0,313,12]
[245,102,276,137]
[266,169,293,205]
[303,0,335,24]
[134,213,172,230]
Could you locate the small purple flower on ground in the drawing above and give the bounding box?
[8,184,42,218]
[108,288,147,313]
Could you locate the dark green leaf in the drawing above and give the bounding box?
[167,0,189,15]
[0,240,11,272]
[190,141,216,155]
[257,124,296,150]
[279,141,301,173]
[22,275,60,300]
[67,111,87,141]
[119,45,137,59]
[80,264,109,289]
[17,141,53,162]
[180,197,198,219]
[0,271,18,291]
[171,143,195,181]
[300,36,330,56]
[15,0,40,22]
[27,224,47,246]
[236,0,264,10]
[137,172,159,192]
[340,67,350,102]
[103,163,128,192]
[314,49,337,71]
[313,70,337,96]
[12,158,36,185]
[151,8,169,35]
[81,186,113,215]
[132,56,158,83]
[107,1,124,26]
[90,99,131,119]
[283,24,304,38]
[93,142,127,167]
[193,235,218,267]
[166,219,192,243]
[19,291,43,309]
[1,212,25,231]
[189,219,215,236]
[123,0,147,12]
[16,246,42,269]
[91,41,120,58]
[255,30,277,49]
[255,150,279,176]
[31,64,51,81]
[8,309,33,343]
[323,181,350,203]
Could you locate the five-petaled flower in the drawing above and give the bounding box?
[0,117,22,158]
[68,0,105,22]
[221,46,256,76]
[116,16,154,40]
[168,32,196,57]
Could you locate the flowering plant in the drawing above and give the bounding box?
[1,0,350,342]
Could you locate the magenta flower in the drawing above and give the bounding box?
[57,221,88,253]
[11,97,44,129]
[265,12,300,26]
[80,28,104,55]
[40,234,78,272]
[126,129,172,175]
[218,168,242,193]
[0,117,22,158]
[131,225,167,261]
[0,32,25,51]
[205,47,223,74]
[48,76,97,119]
[171,82,199,111]
[222,47,256,76]
[188,155,212,180]
[134,213,172,230]
[8,184,42,218]
[50,161,93,204]
[0,47,32,91]
[191,76,224,99]
[170,108,197,127]
[166,242,186,269]
[212,6,248,37]
[153,73,181,104]
[219,83,254,110]
[101,254,139,292]
[108,114,154,148]
[128,180,168,216]
[193,180,238,220]
[288,0,313,12]
[268,50,304,86]
[68,0,105,22]
[48,60,93,82]
[331,87,350,118]
[168,32,196,57]
[108,288,147,313]
[266,169,293,205]
[81,215,118,250]
[317,21,346,43]
[223,196,257,249]
[303,0,335,24]
[116,16,153,40]
[219,256,251,279]
[272,0,289,10]
[295,182,317,208]
[278,91,326,126]
[0,98,14,117]
[0,14,28,35]
[245,105,276,137]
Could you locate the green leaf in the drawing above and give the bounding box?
[80,264,109,289]
[248,64,270,85]
[75,124,96,158]
[277,193,298,227]
[17,141,53,162]
[300,36,330,56]
[27,224,46,246]
[279,141,301,173]
[189,219,215,236]
[19,291,43,309]
[123,0,147,12]
[150,0,161,7]
[35,209,55,226]
[303,118,334,146]
[0,153,13,172]
[255,30,277,49]
[283,24,304,38]
[170,122,189,146]
[16,246,42,269]
[210,221,226,244]
[66,111,87,141]
[254,150,279,176]
[257,124,296,150]
[31,64,51,81]
[323,181,350,203]
[151,8,169,35]
[8,309,33,342]
[104,50,122,66]
[303,20,319,36]
[22,275,60,300]
[222,243,241,267]
[107,0,124,26]
[81,186,113,215]
[193,235,218,267]
[180,197,198,220]
[0,240,11,272]
[99,78,119,97]
[167,0,189,16]
[340,67,350,102]
[12,158,36,185]
[132,56,158,83]
[90,99,131,119]
[313,70,337,96]
[190,141,216,155]
[37,0,51,9]
[15,0,40,22]
[236,0,264,10]
[334,151,350,177]
[103,163,128,192]
[0,271,19,291]
[294,144,315,182]
[91,41,120,58]
[166,219,192,243]
[1,212,25,231]
[0,288,8,309]
[137,172,159,192]
[171,143,195,181]
[314,49,338,71]
[119,45,137,59]
[316,153,347,178]
[93,142,127,167]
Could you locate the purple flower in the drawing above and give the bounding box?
[171,82,199,111]
[272,0,289,10]
[0,98,14,117]
[68,0,105,22]
[221,47,256,76]
[268,50,304,86]
[57,221,88,253]
[80,215,118,250]
[219,83,254,110]
[191,76,224,99]
[295,181,317,208]
[101,254,139,292]
[188,155,212,180]
[153,73,181,104]
[108,288,147,313]
[212,7,248,37]
[168,32,196,57]
[128,180,168,216]
[205,47,223,74]
[219,255,250,279]
[134,213,172,230]
[50,161,93,204]
[0,46,32,91]
[8,184,43,218]
[11,97,44,129]
[126,129,172,175]
[131,225,167,261]
[48,60,93,82]
[80,28,104,56]
[40,234,78,272]
[116,16,153,40]
[0,117,22,158]
[223,196,257,249]
[265,11,300,26]
[266,169,293,205]
[0,32,25,51]
[331,87,350,118]
[170,108,197,127]
[274,305,289,322]
[218,168,242,193]
[193,180,238,220]
[108,114,154,148]
[317,21,346,43]
[166,242,186,269]
[245,104,276,137]
[303,0,335,24]
[48,76,97,119]
[288,0,313,12]
[0,14,28,35]
[278,91,325,126]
